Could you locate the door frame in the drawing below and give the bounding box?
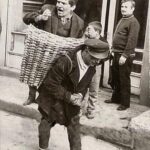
[0,0,9,67]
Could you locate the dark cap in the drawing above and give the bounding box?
[84,39,109,59]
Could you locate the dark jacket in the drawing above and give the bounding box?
[37,51,96,126]
[112,15,140,58]
[23,4,84,38]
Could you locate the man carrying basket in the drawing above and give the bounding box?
[37,39,109,150]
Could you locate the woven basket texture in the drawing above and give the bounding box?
[20,25,84,87]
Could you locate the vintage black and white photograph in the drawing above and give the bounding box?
[0,0,149,149]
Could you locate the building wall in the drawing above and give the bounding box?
[0,0,9,66]
[140,10,150,105]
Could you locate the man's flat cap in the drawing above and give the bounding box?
[84,39,109,59]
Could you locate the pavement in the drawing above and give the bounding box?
[0,67,149,149]
[0,110,124,150]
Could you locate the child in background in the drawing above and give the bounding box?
[83,21,109,119]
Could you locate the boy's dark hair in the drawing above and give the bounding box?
[121,0,135,8]
[43,0,56,5]
[69,0,78,6]
[44,0,78,6]
[88,21,102,34]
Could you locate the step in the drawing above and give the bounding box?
[0,75,149,149]
[0,110,127,150]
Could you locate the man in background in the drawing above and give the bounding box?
[105,0,140,111]
[23,0,84,105]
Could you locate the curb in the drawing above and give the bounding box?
[80,124,132,148]
[0,97,132,149]
[0,99,41,122]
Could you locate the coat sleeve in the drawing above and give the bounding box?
[23,4,54,25]
[23,10,42,25]
[122,19,140,57]
[42,56,72,103]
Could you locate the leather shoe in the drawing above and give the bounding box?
[23,96,36,106]
[117,105,129,111]
[39,147,48,150]
[85,111,95,119]
[104,99,113,103]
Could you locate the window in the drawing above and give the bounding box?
[23,0,44,13]
[75,0,103,25]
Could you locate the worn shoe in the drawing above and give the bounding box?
[39,147,48,150]
[86,111,95,119]
[117,105,129,111]
[104,99,113,103]
[23,95,36,106]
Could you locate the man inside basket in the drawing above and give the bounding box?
[36,39,109,150]
[23,0,84,105]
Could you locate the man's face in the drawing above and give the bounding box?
[121,1,134,17]
[84,25,100,39]
[84,49,101,66]
[56,0,75,17]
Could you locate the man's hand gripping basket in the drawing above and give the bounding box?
[20,25,84,87]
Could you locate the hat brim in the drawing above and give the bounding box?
[88,50,109,59]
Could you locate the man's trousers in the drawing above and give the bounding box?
[38,115,81,150]
[111,53,133,107]
[87,65,101,113]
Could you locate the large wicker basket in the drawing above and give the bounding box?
[20,25,84,87]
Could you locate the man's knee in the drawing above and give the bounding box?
[38,118,54,149]
[67,116,81,150]
[39,119,50,132]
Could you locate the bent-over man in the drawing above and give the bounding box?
[37,39,109,150]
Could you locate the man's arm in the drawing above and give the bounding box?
[42,55,83,106]
[23,11,40,25]
[122,19,140,58]
[42,56,72,102]
[23,4,54,25]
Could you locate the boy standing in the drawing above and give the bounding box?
[83,21,108,119]
[105,0,140,111]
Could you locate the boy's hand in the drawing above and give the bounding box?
[82,31,89,39]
